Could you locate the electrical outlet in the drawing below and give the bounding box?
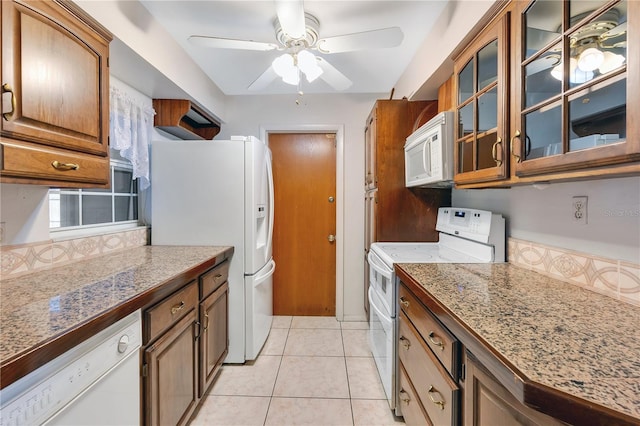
[572,196,588,224]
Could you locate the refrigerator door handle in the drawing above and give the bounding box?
[254,259,276,286]
[266,149,275,255]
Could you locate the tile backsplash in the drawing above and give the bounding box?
[0,227,149,278]
[508,237,640,307]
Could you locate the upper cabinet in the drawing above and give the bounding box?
[453,12,510,186]
[452,0,638,188]
[512,0,638,177]
[1,0,112,187]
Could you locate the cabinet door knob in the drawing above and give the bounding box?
[2,83,16,121]
[511,130,522,163]
[492,137,503,167]
[399,297,410,309]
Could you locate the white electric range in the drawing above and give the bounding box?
[367,207,505,416]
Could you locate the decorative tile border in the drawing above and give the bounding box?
[508,238,640,307]
[1,227,149,279]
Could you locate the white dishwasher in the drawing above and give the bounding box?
[0,310,141,426]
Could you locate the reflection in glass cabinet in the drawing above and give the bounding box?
[516,0,628,168]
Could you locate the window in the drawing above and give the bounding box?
[49,159,139,230]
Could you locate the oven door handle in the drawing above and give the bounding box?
[367,250,393,279]
[368,287,393,327]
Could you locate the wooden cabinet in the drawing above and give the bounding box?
[0,0,111,187]
[142,260,229,425]
[364,99,451,244]
[398,284,461,426]
[364,99,451,316]
[144,281,199,426]
[510,0,639,178]
[464,352,562,426]
[153,99,221,140]
[453,11,510,186]
[198,263,229,397]
[453,0,639,188]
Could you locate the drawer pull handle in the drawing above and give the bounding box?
[427,385,445,410]
[399,389,411,405]
[170,301,185,315]
[215,273,223,279]
[203,312,210,332]
[399,297,409,309]
[399,336,411,350]
[51,161,80,171]
[428,331,445,351]
[2,83,16,121]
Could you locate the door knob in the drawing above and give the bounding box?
[328,234,336,243]
[328,196,335,203]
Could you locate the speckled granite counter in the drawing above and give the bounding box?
[396,262,640,425]
[0,245,232,388]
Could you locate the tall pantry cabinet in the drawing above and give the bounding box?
[363,99,452,315]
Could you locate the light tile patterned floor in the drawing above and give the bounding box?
[191,316,405,426]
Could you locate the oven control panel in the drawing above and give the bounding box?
[436,208,500,244]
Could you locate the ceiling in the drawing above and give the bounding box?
[139,1,449,96]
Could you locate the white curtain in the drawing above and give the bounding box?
[109,86,155,190]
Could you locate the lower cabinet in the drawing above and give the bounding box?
[399,281,564,426]
[463,353,563,426]
[142,260,229,425]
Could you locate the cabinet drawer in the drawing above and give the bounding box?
[200,260,229,299]
[398,363,433,426]
[146,280,198,342]
[399,285,459,379]
[399,311,459,426]
[1,139,109,186]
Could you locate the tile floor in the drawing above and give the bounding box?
[191,316,405,426]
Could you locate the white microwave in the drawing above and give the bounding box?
[404,111,454,188]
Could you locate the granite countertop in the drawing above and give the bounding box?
[0,245,232,387]
[397,262,640,424]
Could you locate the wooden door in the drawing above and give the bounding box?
[199,282,228,397]
[144,310,198,426]
[270,133,337,316]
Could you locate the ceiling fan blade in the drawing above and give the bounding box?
[248,66,279,91]
[316,57,352,91]
[188,35,278,51]
[275,0,306,39]
[317,27,403,54]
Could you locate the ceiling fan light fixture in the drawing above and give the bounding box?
[598,51,625,74]
[577,47,605,71]
[297,50,323,82]
[272,53,299,85]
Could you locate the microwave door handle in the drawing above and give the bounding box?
[423,139,431,176]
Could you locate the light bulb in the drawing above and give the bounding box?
[561,57,592,84]
[296,50,323,83]
[577,47,604,72]
[598,51,625,74]
[550,62,563,81]
[272,53,295,77]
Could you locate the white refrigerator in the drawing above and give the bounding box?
[150,135,275,363]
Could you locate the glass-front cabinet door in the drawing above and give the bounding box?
[512,0,639,176]
[453,13,510,185]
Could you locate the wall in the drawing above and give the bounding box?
[218,92,385,320]
[453,176,640,263]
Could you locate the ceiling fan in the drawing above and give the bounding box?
[187,0,404,91]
